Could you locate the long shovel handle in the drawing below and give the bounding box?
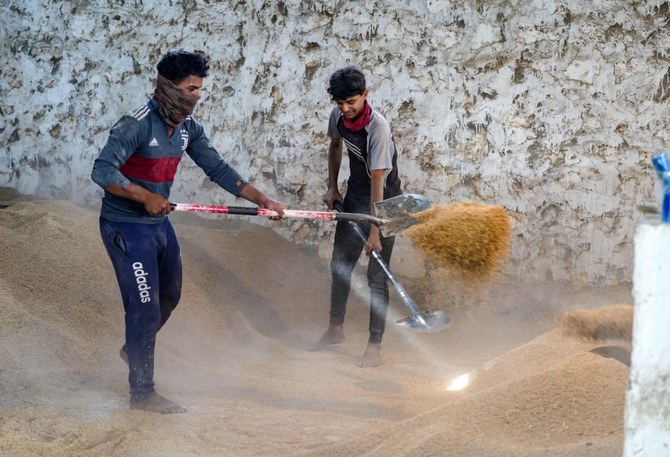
[171,202,334,219]
[170,203,386,225]
[333,202,424,319]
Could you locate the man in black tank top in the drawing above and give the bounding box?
[311,66,402,367]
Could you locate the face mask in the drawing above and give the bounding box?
[153,74,200,129]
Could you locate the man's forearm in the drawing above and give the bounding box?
[326,141,342,189]
[369,170,386,237]
[104,182,153,204]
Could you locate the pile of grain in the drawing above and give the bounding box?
[560,304,633,342]
[404,202,511,280]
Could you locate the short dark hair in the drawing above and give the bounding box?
[327,66,366,101]
[156,50,210,83]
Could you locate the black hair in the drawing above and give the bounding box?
[156,50,210,83]
[327,66,366,101]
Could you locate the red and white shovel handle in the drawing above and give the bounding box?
[170,203,384,225]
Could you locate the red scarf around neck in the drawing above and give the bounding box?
[342,102,371,132]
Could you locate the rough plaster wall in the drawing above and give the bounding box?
[2,0,670,284]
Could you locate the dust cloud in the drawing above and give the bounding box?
[0,187,632,457]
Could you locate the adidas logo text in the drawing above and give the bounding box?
[132,262,152,303]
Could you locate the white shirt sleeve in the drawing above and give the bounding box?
[367,112,395,172]
[327,106,342,139]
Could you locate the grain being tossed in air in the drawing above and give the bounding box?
[559,304,633,342]
[404,202,511,280]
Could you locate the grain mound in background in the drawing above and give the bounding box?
[560,304,633,342]
[404,202,511,280]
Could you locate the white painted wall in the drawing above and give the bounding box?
[624,216,670,456]
[2,0,670,284]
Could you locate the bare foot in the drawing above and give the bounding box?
[130,393,186,414]
[119,346,129,366]
[309,324,344,351]
[357,342,381,368]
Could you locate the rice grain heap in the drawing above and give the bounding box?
[559,304,633,342]
[404,202,511,280]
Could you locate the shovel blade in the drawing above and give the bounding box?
[375,194,432,236]
[379,216,420,237]
[395,310,452,333]
[375,194,432,219]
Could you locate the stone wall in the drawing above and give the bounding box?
[3,0,670,284]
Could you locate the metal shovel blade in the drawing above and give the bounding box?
[395,310,452,333]
[374,194,432,236]
[375,193,432,219]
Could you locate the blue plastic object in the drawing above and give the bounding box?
[651,152,670,222]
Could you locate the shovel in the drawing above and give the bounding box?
[170,193,431,237]
[333,201,452,333]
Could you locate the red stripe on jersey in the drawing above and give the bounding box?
[120,155,182,183]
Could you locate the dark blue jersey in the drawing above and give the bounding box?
[92,99,246,223]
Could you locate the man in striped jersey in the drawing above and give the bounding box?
[311,66,402,368]
[91,50,284,414]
